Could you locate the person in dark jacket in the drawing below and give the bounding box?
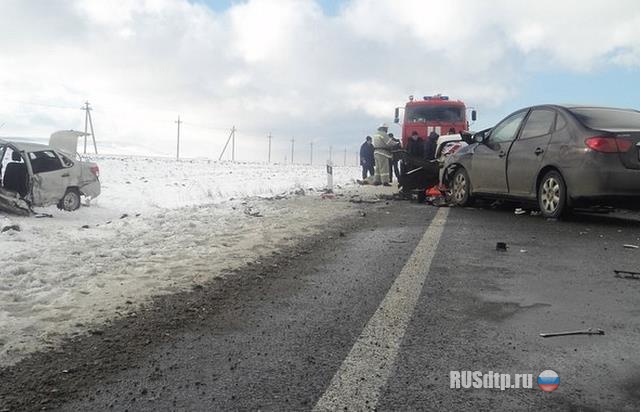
[359,136,375,179]
[426,131,439,160]
[406,131,426,160]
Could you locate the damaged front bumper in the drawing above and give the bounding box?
[0,189,32,216]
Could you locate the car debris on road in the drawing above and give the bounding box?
[540,328,605,338]
[614,270,640,280]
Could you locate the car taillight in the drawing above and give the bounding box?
[585,136,633,153]
[616,138,634,152]
[90,165,100,178]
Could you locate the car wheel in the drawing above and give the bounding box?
[58,188,81,211]
[451,167,473,207]
[538,170,568,218]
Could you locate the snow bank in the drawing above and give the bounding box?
[0,155,363,365]
[93,155,356,210]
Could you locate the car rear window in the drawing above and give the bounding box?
[569,108,640,130]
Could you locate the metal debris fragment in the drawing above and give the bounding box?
[540,328,605,338]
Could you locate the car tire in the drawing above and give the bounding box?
[538,170,568,218]
[58,188,81,211]
[451,167,473,207]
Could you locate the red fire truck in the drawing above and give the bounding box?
[394,94,476,148]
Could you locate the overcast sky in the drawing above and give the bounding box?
[1,0,639,162]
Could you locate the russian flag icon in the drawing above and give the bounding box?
[538,370,560,392]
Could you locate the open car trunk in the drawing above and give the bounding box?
[49,130,88,157]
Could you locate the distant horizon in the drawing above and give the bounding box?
[1,0,639,161]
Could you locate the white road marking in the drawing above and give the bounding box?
[313,208,449,411]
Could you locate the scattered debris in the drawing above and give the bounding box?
[540,328,604,338]
[120,214,129,219]
[81,225,90,229]
[514,208,526,215]
[519,249,527,253]
[243,207,263,217]
[530,210,541,216]
[496,242,508,251]
[614,270,640,280]
[358,211,367,217]
[34,213,54,218]
[338,231,345,237]
[390,240,408,244]
[623,244,639,249]
[1,224,21,233]
[348,197,379,204]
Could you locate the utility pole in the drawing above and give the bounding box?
[310,142,313,165]
[231,126,236,161]
[81,101,98,154]
[267,132,272,163]
[329,145,333,162]
[343,147,347,166]
[290,137,295,165]
[175,116,182,161]
[218,126,236,161]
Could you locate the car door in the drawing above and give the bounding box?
[471,110,528,194]
[507,109,556,197]
[28,150,70,206]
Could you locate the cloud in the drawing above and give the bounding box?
[0,0,639,160]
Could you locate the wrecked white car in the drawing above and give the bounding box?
[0,131,100,215]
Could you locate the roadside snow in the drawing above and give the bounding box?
[0,155,365,365]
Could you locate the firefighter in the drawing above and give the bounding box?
[387,132,401,183]
[359,136,375,179]
[370,123,398,186]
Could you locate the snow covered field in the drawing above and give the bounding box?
[0,155,364,365]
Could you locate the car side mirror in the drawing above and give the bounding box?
[474,133,485,143]
[394,108,400,124]
[471,110,477,122]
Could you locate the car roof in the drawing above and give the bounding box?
[535,104,638,112]
[0,138,52,152]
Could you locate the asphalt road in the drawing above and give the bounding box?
[1,200,639,411]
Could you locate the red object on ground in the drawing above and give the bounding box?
[425,186,442,197]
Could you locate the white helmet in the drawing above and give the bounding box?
[378,122,389,130]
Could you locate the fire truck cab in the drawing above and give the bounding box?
[394,94,476,148]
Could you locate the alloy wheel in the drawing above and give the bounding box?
[541,177,561,214]
[453,172,467,203]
